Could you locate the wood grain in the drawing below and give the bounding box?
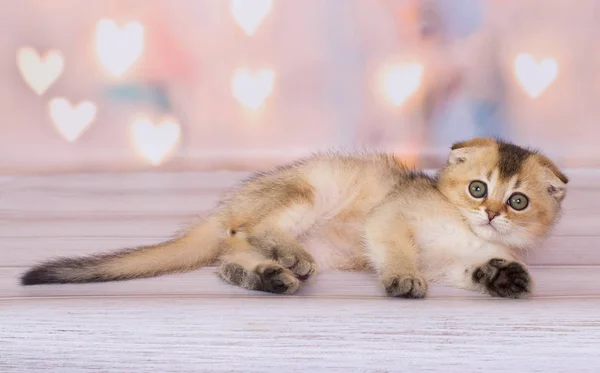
[2,266,600,300]
[1,171,599,372]
[1,297,599,372]
[2,233,598,267]
[1,171,599,267]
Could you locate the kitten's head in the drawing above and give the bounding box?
[437,137,568,249]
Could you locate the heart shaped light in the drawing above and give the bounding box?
[231,68,275,110]
[48,98,97,142]
[381,63,423,106]
[514,53,558,98]
[17,47,64,95]
[131,116,181,166]
[230,0,273,36]
[96,19,144,77]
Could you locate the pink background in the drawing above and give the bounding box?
[1,0,600,175]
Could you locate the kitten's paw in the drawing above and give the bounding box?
[382,273,428,299]
[219,262,251,286]
[272,248,316,281]
[473,258,532,298]
[256,264,300,295]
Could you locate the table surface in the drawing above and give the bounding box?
[1,171,599,372]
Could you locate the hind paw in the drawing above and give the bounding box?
[271,248,316,281]
[256,264,300,295]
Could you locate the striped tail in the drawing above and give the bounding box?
[21,216,223,285]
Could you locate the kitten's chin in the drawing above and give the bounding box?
[470,223,501,242]
[459,208,535,248]
[469,221,538,250]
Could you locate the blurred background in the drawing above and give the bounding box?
[1,0,599,175]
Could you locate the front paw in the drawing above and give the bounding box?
[473,258,532,298]
[382,273,428,299]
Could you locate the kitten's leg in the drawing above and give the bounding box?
[246,202,318,280]
[218,251,300,295]
[444,250,533,299]
[247,228,316,281]
[364,204,428,298]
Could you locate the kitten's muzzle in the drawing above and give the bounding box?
[486,210,499,221]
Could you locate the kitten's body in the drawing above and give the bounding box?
[21,138,568,298]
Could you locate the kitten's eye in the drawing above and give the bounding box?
[468,181,487,199]
[508,193,529,211]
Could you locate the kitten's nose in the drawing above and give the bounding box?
[486,210,499,221]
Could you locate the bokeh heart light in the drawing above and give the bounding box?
[131,116,181,166]
[381,63,423,106]
[96,19,144,77]
[514,53,558,98]
[17,47,64,95]
[48,98,97,142]
[231,68,275,110]
[230,0,273,36]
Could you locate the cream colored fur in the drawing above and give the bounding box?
[21,138,568,299]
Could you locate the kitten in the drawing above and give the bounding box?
[21,137,568,299]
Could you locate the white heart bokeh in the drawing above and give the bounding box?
[230,0,272,36]
[381,63,424,106]
[17,47,64,95]
[96,19,144,77]
[514,53,558,98]
[131,116,181,166]
[48,98,97,142]
[231,68,275,110]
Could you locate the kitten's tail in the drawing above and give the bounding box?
[20,216,224,285]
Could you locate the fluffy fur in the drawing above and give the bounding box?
[21,138,568,299]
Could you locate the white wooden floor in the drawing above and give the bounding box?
[1,171,600,372]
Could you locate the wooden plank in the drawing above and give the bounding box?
[0,205,595,238]
[3,169,600,189]
[0,207,600,237]
[0,172,597,218]
[1,171,599,267]
[0,216,192,239]
[526,236,600,265]
[0,177,15,185]
[1,297,599,373]
[1,228,598,267]
[0,235,595,267]
[0,192,221,215]
[0,172,251,191]
[1,171,599,373]
[2,266,600,299]
[0,187,595,215]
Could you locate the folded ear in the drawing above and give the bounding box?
[448,147,472,164]
[448,137,495,165]
[534,154,568,202]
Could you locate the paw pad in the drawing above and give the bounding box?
[474,258,532,298]
[257,264,299,295]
